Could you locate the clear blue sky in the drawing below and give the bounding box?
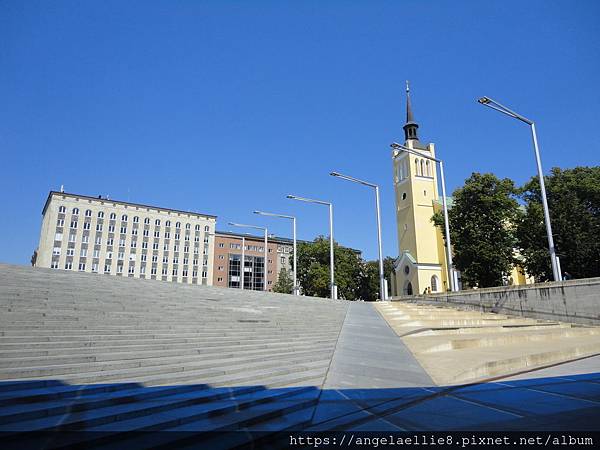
[1,0,599,264]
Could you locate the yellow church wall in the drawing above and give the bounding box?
[432,201,450,292]
[392,138,450,296]
[394,177,417,258]
[510,265,535,286]
[413,202,439,263]
[416,267,444,294]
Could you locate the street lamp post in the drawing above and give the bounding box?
[254,211,298,295]
[391,142,457,292]
[330,171,386,301]
[287,195,337,300]
[228,222,269,291]
[477,96,560,282]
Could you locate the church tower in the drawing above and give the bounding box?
[391,83,448,295]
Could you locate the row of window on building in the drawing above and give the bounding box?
[53,246,204,264]
[56,220,208,239]
[217,242,293,253]
[58,206,210,230]
[52,259,207,278]
[53,232,207,251]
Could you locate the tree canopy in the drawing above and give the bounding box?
[294,236,393,300]
[433,172,520,288]
[296,236,363,299]
[516,167,600,280]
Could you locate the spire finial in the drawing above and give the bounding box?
[406,80,410,94]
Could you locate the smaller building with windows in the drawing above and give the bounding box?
[35,191,216,285]
[212,231,297,291]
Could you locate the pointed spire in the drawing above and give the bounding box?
[406,80,414,123]
[403,81,419,141]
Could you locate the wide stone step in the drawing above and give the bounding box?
[0,384,316,433]
[0,384,263,425]
[420,327,600,353]
[0,341,334,368]
[0,335,336,359]
[0,381,143,403]
[0,333,338,355]
[376,301,600,385]
[0,350,332,385]
[0,345,334,379]
[38,387,318,449]
[0,325,341,338]
[453,341,600,384]
[0,341,334,369]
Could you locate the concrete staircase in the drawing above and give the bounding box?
[376,301,600,385]
[4,264,599,442]
[0,264,348,446]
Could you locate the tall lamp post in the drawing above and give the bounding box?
[477,96,560,282]
[254,211,298,295]
[287,195,337,300]
[391,142,457,292]
[330,172,386,300]
[228,222,269,291]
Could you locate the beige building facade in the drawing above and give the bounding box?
[35,191,216,285]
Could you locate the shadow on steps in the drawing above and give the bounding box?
[1,372,600,449]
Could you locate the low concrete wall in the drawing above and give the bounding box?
[391,277,600,326]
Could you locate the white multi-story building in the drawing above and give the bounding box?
[35,191,217,285]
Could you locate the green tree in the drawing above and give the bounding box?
[272,268,294,294]
[433,172,520,288]
[358,260,380,301]
[383,256,395,297]
[358,257,396,301]
[516,167,600,280]
[295,236,364,300]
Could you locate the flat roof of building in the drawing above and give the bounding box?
[215,230,306,245]
[42,191,218,219]
[215,230,361,254]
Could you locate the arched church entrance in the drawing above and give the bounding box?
[431,275,439,292]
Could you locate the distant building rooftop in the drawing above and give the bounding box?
[215,230,361,254]
[42,191,217,220]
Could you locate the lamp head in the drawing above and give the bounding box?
[478,97,491,105]
[330,172,340,177]
[286,195,294,199]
